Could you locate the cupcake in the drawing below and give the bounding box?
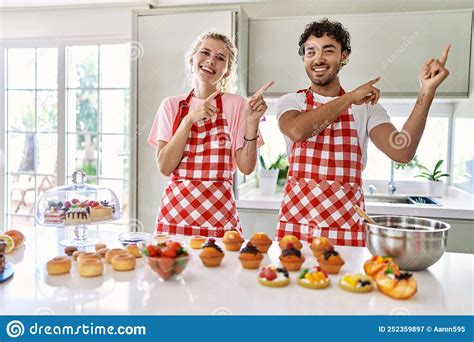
[297,266,330,289]
[279,243,305,271]
[189,236,206,249]
[310,237,333,257]
[317,247,345,274]
[199,238,224,267]
[363,255,400,278]
[339,273,374,293]
[222,230,244,251]
[278,234,302,250]
[249,232,272,253]
[258,266,290,287]
[375,267,417,300]
[238,242,264,269]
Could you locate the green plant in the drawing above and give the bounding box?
[416,160,449,182]
[394,155,422,170]
[259,154,289,186]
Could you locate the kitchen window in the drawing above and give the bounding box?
[2,43,131,229]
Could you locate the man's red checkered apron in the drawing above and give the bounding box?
[276,87,365,246]
[156,90,241,237]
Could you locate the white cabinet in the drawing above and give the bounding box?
[131,8,247,231]
[249,10,472,97]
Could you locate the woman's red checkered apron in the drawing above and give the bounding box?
[276,87,365,246]
[156,90,241,237]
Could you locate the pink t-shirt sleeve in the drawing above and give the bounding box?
[147,97,175,148]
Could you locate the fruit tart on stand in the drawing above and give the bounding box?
[36,170,122,247]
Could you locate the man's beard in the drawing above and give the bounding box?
[308,63,341,87]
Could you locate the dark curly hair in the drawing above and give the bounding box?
[298,18,351,58]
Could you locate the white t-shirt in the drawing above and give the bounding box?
[276,91,392,169]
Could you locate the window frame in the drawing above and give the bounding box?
[1,37,131,228]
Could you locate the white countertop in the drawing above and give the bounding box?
[237,185,474,220]
[1,227,473,315]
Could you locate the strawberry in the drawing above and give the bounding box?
[259,268,266,278]
[72,198,80,204]
[264,268,277,281]
[166,241,181,251]
[64,201,71,208]
[90,202,99,208]
[162,247,177,258]
[147,245,160,257]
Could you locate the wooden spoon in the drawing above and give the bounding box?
[353,205,376,224]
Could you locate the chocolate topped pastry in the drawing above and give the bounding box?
[281,243,302,258]
[202,238,223,253]
[240,242,260,255]
[322,247,339,260]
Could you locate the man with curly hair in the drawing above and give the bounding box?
[276,18,450,246]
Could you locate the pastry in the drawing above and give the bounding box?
[106,248,127,264]
[89,202,114,223]
[339,273,374,293]
[279,243,305,271]
[297,266,330,289]
[258,266,290,287]
[238,242,264,269]
[375,267,417,300]
[317,247,345,274]
[199,238,224,267]
[97,248,109,258]
[65,207,91,225]
[278,234,302,250]
[77,252,101,263]
[64,246,77,256]
[0,241,6,273]
[111,254,136,271]
[78,258,104,277]
[4,230,25,249]
[249,232,272,253]
[189,236,206,249]
[43,201,65,224]
[125,243,142,258]
[0,235,14,254]
[222,230,244,251]
[363,255,400,278]
[95,243,107,251]
[72,251,84,261]
[46,256,72,275]
[310,237,333,257]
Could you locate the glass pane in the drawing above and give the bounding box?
[37,90,58,132]
[7,48,35,89]
[8,133,36,173]
[66,45,98,88]
[452,117,474,193]
[99,44,130,88]
[8,215,34,228]
[67,133,98,178]
[392,117,449,182]
[7,90,35,131]
[100,134,128,179]
[8,174,36,215]
[67,89,98,133]
[37,175,57,197]
[100,90,129,134]
[363,141,391,181]
[37,48,58,89]
[37,133,58,174]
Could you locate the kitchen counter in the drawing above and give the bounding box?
[1,227,473,315]
[236,185,474,220]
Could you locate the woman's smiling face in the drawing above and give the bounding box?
[191,38,230,86]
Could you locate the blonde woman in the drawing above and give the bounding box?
[147,32,274,237]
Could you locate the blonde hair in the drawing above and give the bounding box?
[186,32,238,93]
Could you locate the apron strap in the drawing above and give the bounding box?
[171,89,223,135]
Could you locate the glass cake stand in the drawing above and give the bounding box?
[35,170,122,247]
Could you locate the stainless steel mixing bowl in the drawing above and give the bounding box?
[365,215,451,271]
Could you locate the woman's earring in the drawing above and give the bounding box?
[220,77,227,88]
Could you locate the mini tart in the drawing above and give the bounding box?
[199,238,224,267]
[238,242,264,269]
[297,267,330,289]
[189,236,206,249]
[375,268,417,300]
[258,266,290,287]
[111,254,136,271]
[363,255,400,278]
[64,246,77,256]
[46,256,72,275]
[249,232,272,253]
[77,252,101,263]
[339,273,374,293]
[317,247,345,274]
[4,230,25,249]
[125,243,142,258]
[0,235,14,254]
[222,230,244,251]
[106,248,127,264]
[279,243,305,271]
[95,243,107,251]
[278,235,302,250]
[310,237,333,257]
[78,258,104,277]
